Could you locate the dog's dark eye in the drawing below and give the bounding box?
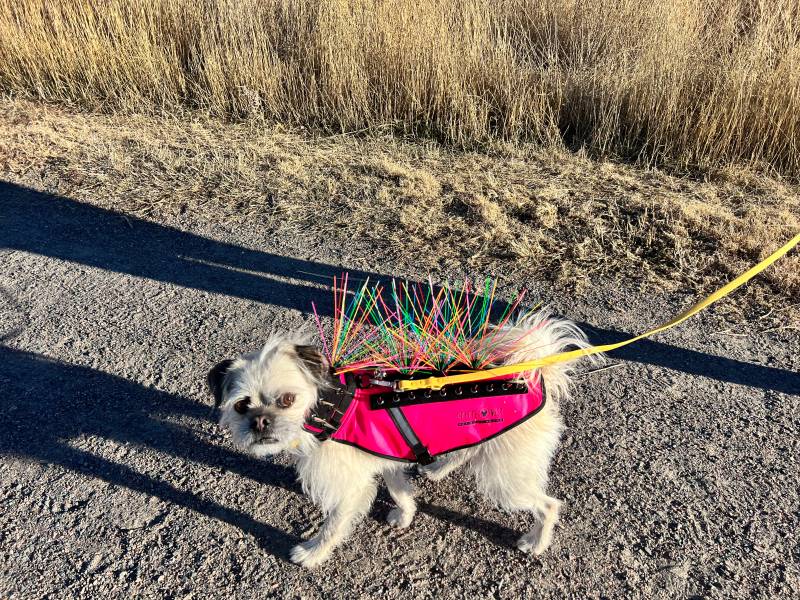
[233,397,251,414]
[277,393,296,409]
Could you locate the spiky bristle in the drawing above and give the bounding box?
[313,275,541,375]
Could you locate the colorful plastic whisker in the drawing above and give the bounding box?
[314,275,537,375]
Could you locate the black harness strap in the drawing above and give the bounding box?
[371,379,528,410]
[305,373,357,441]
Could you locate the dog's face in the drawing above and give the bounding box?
[208,337,326,457]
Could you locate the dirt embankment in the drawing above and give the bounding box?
[1,100,798,321]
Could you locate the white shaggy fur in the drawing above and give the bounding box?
[212,310,593,567]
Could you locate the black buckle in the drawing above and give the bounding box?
[413,446,435,466]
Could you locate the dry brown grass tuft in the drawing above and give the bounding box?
[0,0,798,175]
[2,99,797,314]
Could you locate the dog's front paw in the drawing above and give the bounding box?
[517,524,551,556]
[386,507,414,529]
[290,540,331,568]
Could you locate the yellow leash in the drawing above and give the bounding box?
[397,232,800,392]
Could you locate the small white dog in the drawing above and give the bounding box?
[208,311,592,568]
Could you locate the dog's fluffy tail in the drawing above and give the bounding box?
[499,309,601,404]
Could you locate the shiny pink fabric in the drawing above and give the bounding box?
[325,372,544,461]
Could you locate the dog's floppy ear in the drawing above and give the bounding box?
[294,345,328,379]
[207,358,235,407]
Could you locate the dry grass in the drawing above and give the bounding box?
[2,99,797,316]
[0,0,798,175]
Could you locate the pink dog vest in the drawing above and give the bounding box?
[303,371,545,464]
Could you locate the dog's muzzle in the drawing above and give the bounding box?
[249,414,279,443]
[251,414,270,432]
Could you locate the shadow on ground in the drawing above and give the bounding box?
[1,180,798,559]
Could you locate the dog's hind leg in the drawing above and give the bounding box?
[290,480,377,568]
[516,494,562,555]
[469,404,564,556]
[383,467,416,528]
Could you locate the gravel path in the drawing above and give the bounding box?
[1,180,798,599]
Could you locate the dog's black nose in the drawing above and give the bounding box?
[252,415,270,433]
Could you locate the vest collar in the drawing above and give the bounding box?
[303,372,357,441]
